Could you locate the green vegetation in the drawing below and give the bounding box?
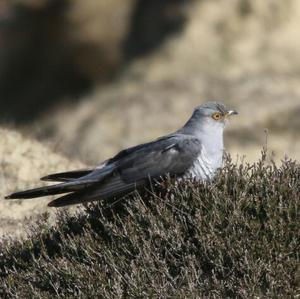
[0,157,299,298]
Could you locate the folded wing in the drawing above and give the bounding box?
[6,134,202,207]
[49,135,202,207]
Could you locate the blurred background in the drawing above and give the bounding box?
[1,0,300,163]
[0,0,300,236]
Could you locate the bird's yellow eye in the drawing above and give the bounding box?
[212,112,222,120]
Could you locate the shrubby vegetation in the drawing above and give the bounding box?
[0,157,299,298]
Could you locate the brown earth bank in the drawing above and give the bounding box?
[0,127,84,238]
[0,0,189,122]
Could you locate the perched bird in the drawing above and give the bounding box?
[5,102,237,207]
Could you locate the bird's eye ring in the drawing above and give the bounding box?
[212,112,222,120]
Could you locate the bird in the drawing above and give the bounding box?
[5,102,237,207]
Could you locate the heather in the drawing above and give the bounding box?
[1,157,299,298]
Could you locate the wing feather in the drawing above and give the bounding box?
[48,176,144,207]
[6,134,202,207]
[117,136,202,183]
[41,169,94,182]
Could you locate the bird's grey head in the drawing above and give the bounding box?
[179,101,238,136]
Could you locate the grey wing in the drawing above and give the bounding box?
[48,135,202,207]
[41,169,94,182]
[117,135,202,182]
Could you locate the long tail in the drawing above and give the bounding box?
[5,178,100,199]
[48,178,145,207]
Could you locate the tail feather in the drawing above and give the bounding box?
[48,178,145,207]
[41,170,94,182]
[5,179,99,199]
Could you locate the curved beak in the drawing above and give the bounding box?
[226,110,238,117]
